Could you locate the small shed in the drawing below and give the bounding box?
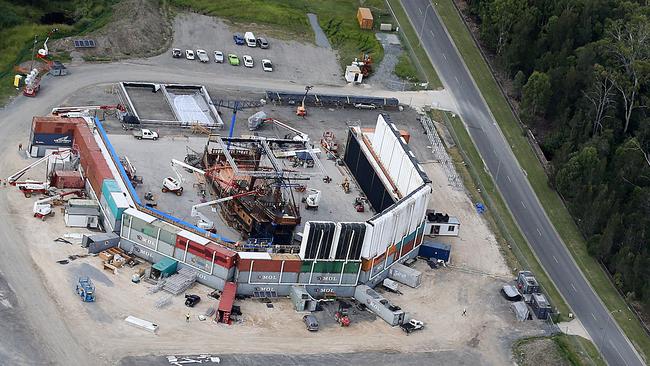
[345,64,363,84]
[64,204,100,228]
[82,232,120,254]
[531,293,551,320]
[290,285,317,312]
[357,7,373,30]
[150,257,178,280]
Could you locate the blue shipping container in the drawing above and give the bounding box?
[419,241,451,262]
[32,133,73,146]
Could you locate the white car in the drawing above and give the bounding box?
[196,49,209,62]
[213,50,224,63]
[261,59,273,72]
[185,49,195,60]
[243,55,254,68]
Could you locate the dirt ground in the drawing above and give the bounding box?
[51,0,172,61]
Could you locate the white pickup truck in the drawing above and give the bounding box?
[133,128,159,140]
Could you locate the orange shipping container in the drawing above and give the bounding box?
[399,129,410,144]
[357,7,373,30]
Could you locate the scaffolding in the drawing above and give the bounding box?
[420,114,463,190]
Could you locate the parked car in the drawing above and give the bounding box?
[243,55,254,68]
[256,37,269,49]
[185,49,195,60]
[261,59,273,72]
[244,31,256,47]
[132,128,159,140]
[303,314,319,331]
[196,49,209,63]
[172,48,182,58]
[213,50,224,63]
[228,54,240,66]
[233,33,245,45]
[184,294,201,307]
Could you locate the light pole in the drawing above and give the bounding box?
[418,2,434,46]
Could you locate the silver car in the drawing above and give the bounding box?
[213,50,224,63]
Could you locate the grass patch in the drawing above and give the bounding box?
[514,335,605,366]
[394,53,419,82]
[434,0,650,358]
[385,0,442,89]
[169,0,387,69]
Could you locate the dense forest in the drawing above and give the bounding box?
[465,0,650,312]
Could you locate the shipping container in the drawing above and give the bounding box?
[298,272,358,285]
[102,179,121,197]
[419,241,451,262]
[82,232,119,254]
[388,263,421,288]
[354,285,404,326]
[217,282,237,324]
[357,7,373,29]
[399,130,410,144]
[306,285,355,299]
[531,293,551,320]
[52,170,84,189]
[32,133,74,146]
[238,271,299,284]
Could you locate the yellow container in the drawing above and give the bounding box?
[13,74,22,87]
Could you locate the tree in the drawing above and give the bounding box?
[605,17,650,133]
[521,71,551,120]
[583,65,615,135]
[512,70,526,99]
[479,0,527,56]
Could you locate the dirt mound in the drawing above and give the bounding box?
[513,337,570,366]
[52,0,171,60]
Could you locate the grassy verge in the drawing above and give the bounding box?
[433,0,650,359]
[514,335,606,366]
[385,0,442,89]
[169,0,386,69]
[394,53,420,81]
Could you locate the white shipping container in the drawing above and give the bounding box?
[388,262,422,288]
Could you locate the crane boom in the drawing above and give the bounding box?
[6,148,72,184]
[190,190,260,231]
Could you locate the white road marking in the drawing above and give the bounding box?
[571,283,577,292]
[430,29,435,38]
[592,313,597,321]
[507,176,511,183]
[0,299,11,309]
[609,339,629,366]
[455,76,459,84]
[536,228,542,236]
[553,256,559,264]
[419,7,423,15]
[521,201,526,209]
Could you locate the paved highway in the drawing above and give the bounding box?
[398,1,645,365]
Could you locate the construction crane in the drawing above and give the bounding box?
[33,190,83,220]
[296,85,313,117]
[249,117,309,142]
[191,189,261,231]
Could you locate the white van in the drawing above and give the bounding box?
[244,32,257,47]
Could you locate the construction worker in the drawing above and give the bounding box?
[462,308,467,316]
[18,143,22,151]
[185,312,190,323]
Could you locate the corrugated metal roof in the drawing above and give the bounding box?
[125,207,156,223]
[177,230,211,245]
[238,252,272,260]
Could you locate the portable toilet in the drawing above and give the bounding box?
[150,257,178,280]
[13,74,23,87]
